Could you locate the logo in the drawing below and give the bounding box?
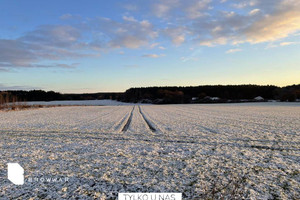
[7,163,24,185]
[118,193,182,200]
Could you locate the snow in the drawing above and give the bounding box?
[254,96,264,101]
[25,99,134,106]
[0,102,299,199]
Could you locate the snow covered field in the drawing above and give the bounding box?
[25,99,134,106]
[0,103,299,199]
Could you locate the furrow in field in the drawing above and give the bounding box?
[113,111,130,132]
[121,106,135,132]
[173,104,300,131]
[0,106,129,134]
[138,106,157,133]
[1,131,299,151]
[173,104,300,142]
[141,105,300,149]
[142,105,219,137]
[125,105,153,135]
[157,104,299,138]
[67,106,122,132]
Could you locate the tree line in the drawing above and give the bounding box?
[0,90,122,103]
[1,84,299,104]
[120,84,300,103]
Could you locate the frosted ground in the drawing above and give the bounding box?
[0,102,299,199]
[25,99,134,106]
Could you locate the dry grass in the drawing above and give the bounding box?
[0,103,64,111]
[0,92,66,111]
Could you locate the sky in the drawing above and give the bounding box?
[0,0,299,93]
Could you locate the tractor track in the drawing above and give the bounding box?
[121,106,135,132]
[138,106,156,132]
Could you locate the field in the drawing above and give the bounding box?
[0,103,299,199]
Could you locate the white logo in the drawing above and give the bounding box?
[7,163,24,185]
[118,193,182,200]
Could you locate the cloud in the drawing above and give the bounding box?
[184,0,212,19]
[153,4,170,17]
[150,43,160,48]
[2,0,300,70]
[0,84,42,91]
[0,15,158,70]
[232,1,257,9]
[266,41,300,49]
[249,9,260,15]
[21,25,81,48]
[0,39,37,66]
[152,0,211,19]
[110,35,148,49]
[94,17,157,49]
[60,14,73,20]
[280,42,298,46]
[0,68,10,72]
[150,0,300,46]
[226,48,242,53]
[142,54,166,58]
[0,61,79,70]
[163,27,186,45]
[172,35,185,45]
[123,4,138,11]
[122,16,138,22]
[199,37,228,47]
[60,14,82,20]
[0,25,97,70]
[245,3,300,43]
[54,63,79,68]
[152,0,179,18]
[181,48,202,62]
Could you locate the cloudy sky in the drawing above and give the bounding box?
[0,0,299,92]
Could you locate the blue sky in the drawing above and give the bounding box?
[0,0,299,92]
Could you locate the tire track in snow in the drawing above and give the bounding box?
[114,112,130,132]
[113,106,132,132]
[142,105,217,135]
[121,106,135,132]
[138,106,157,133]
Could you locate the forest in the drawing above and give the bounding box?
[120,84,300,103]
[1,84,299,105]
